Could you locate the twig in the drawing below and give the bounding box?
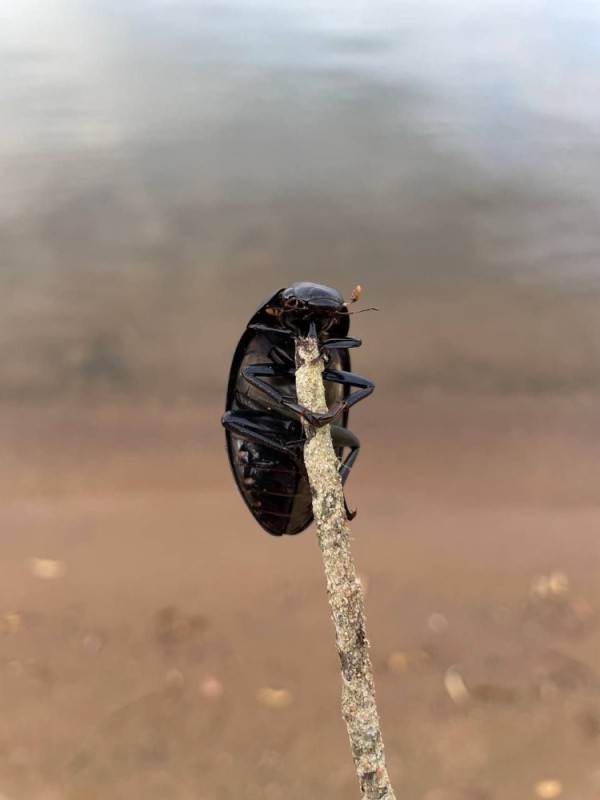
[295,335,397,800]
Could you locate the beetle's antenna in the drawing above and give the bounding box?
[347,306,380,315]
[344,284,379,313]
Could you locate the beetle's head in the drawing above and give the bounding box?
[267,282,349,337]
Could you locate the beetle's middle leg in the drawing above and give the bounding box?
[241,363,343,426]
[305,368,374,427]
[241,363,374,429]
[240,362,298,407]
[331,423,361,521]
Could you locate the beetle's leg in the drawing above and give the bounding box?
[330,424,360,483]
[225,414,361,522]
[246,324,296,365]
[248,323,294,339]
[241,363,343,426]
[224,412,361,521]
[304,369,374,427]
[310,336,362,366]
[221,410,304,469]
[269,344,295,366]
[241,363,339,425]
[240,362,297,404]
[241,364,374,430]
[331,424,361,521]
[323,336,362,351]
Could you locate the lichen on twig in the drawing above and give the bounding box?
[294,335,397,800]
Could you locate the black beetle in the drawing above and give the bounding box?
[221,282,374,536]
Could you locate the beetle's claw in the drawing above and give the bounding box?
[303,409,321,428]
[344,496,357,521]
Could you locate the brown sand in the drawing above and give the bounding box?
[0,397,599,800]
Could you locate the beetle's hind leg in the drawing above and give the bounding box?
[331,424,361,521]
[223,410,361,523]
[221,410,303,468]
[330,424,360,483]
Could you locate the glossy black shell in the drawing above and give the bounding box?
[224,286,351,536]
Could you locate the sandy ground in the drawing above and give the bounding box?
[0,397,599,800]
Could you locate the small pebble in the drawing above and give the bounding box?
[428,613,448,634]
[387,651,408,673]
[201,674,223,700]
[535,780,562,798]
[549,572,569,596]
[530,575,552,599]
[0,612,22,633]
[444,665,469,705]
[257,687,293,710]
[29,559,66,580]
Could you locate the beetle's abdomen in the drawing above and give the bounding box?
[232,436,313,535]
[224,328,350,536]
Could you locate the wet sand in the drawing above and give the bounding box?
[1,397,598,800]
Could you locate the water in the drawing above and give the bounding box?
[1,0,600,399]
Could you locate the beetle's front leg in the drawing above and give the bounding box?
[309,336,363,366]
[241,364,340,428]
[303,368,375,427]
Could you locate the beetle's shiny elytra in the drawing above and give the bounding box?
[221,282,374,536]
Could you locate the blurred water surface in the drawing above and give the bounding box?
[1,0,600,400]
